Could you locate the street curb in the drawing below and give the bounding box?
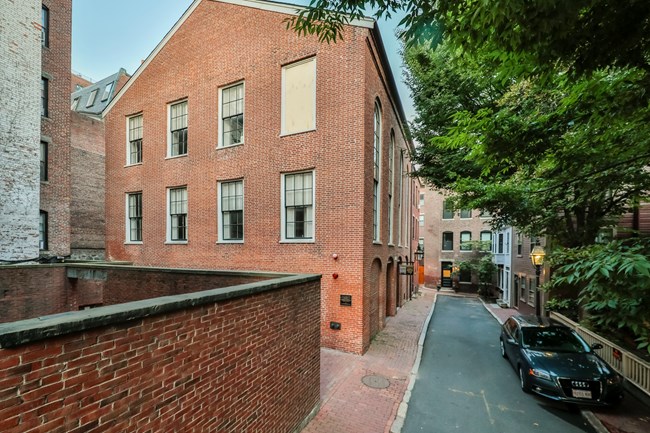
[479,299,611,433]
[390,291,437,433]
[581,410,610,433]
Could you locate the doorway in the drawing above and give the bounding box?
[441,262,453,288]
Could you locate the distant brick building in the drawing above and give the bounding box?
[69,69,130,260]
[103,0,419,354]
[419,188,492,291]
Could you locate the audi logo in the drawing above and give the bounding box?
[571,381,589,388]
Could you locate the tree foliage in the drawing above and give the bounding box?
[287,1,650,75]
[405,42,650,247]
[548,239,650,354]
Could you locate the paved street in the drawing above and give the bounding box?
[402,295,595,433]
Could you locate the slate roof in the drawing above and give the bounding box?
[71,68,129,116]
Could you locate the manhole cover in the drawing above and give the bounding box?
[362,375,390,389]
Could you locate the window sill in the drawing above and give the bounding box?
[373,241,382,245]
[216,240,244,244]
[124,241,143,245]
[165,154,188,160]
[165,241,188,245]
[125,162,143,168]
[280,239,315,244]
[280,128,316,138]
[441,249,453,253]
[217,142,244,150]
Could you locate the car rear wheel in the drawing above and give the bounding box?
[500,338,507,359]
[519,366,530,393]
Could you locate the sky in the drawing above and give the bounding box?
[71,0,415,120]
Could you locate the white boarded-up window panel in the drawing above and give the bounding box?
[283,58,315,135]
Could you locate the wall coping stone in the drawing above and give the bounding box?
[0,264,320,348]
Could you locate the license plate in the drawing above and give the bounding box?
[572,389,592,399]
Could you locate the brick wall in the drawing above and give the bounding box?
[104,0,416,354]
[70,111,105,259]
[0,271,320,433]
[0,1,41,261]
[0,264,277,323]
[40,0,72,258]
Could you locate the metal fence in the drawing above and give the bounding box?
[550,312,650,398]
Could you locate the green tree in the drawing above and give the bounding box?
[404,41,650,247]
[548,239,650,354]
[287,0,650,75]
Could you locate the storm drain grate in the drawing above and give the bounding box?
[361,374,390,389]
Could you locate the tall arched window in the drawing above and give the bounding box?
[388,130,395,243]
[373,101,382,242]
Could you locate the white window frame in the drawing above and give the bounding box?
[460,231,472,251]
[86,89,98,107]
[218,81,245,148]
[388,131,395,245]
[166,186,188,244]
[126,114,143,166]
[373,101,382,243]
[102,82,114,101]
[217,179,244,243]
[281,57,317,136]
[125,192,143,244]
[167,99,188,158]
[280,170,315,243]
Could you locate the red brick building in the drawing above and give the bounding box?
[40,0,72,258]
[104,0,419,354]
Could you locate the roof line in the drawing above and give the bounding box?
[103,0,374,117]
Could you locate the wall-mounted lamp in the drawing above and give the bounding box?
[332,253,338,260]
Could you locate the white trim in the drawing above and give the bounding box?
[217,81,245,148]
[167,99,188,158]
[281,57,317,136]
[280,170,316,243]
[373,100,382,243]
[166,186,188,243]
[217,179,245,243]
[125,192,143,244]
[103,0,373,118]
[126,113,143,166]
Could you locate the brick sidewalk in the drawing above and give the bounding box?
[302,288,436,433]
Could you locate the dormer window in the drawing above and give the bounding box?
[86,89,98,107]
[102,82,114,101]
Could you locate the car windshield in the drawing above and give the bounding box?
[521,327,591,353]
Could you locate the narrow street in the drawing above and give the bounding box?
[402,295,595,433]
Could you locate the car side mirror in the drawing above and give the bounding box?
[591,343,603,350]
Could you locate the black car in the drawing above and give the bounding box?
[500,315,624,406]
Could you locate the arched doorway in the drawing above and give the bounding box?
[369,258,382,339]
[386,257,394,316]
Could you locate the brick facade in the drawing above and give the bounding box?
[0,267,320,433]
[70,111,105,259]
[104,0,419,354]
[420,187,492,291]
[40,0,72,258]
[0,1,41,261]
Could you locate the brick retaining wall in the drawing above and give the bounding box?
[0,269,320,433]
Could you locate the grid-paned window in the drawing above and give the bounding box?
[443,199,454,219]
[86,89,98,107]
[460,209,472,218]
[442,231,453,251]
[460,231,472,251]
[220,180,243,241]
[284,172,313,240]
[373,102,381,242]
[40,141,48,181]
[170,101,188,156]
[41,6,49,47]
[128,115,143,164]
[169,187,187,241]
[39,211,48,250]
[221,83,244,147]
[128,193,142,242]
[498,233,504,254]
[41,78,48,117]
[480,231,492,251]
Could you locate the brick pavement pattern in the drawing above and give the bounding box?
[302,288,436,433]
